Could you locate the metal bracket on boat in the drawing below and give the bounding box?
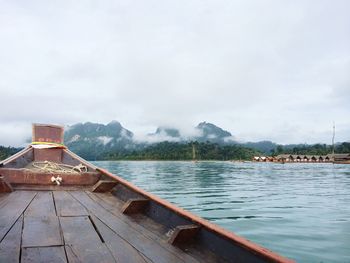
[51,175,63,185]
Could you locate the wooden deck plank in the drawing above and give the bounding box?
[59,216,116,263]
[24,191,56,217]
[93,194,228,263]
[91,215,148,263]
[0,176,13,193]
[22,216,63,247]
[22,191,63,248]
[0,215,23,263]
[89,192,125,210]
[0,191,36,242]
[0,193,10,208]
[70,191,199,263]
[53,191,88,217]
[88,192,169,241]
[21,246,67,263]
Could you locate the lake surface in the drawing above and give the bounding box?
[93,161,350,262]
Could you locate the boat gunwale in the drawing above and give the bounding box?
[0,146,32,166]
[97,167,294,263]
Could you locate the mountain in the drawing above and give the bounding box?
[64,121,135,160]
[63,121,238,159]
[147,122,235,144]
[154,127,181,138]
[63,120,279,159]
[194,122,234,143]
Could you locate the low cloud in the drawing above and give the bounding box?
[0,0,349,146]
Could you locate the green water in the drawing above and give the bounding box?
[93,161,350,262]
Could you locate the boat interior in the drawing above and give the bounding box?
[0,124,292,263]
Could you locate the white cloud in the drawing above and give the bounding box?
[98,136,113,145]
[0,0,349,146]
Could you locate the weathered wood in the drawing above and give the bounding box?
[22,216,63,247]
[92,193,226,263]
[91,215,148,263]
[99,169,294,263]
[0,215,23,262]
[90,193,225,263]
[53,191,88,217]
[64,245,81,263]
[0,168,100,186]
[24,191,56,217]
[88,192,125,211]
[21,246,67,263]
[0,176,12,193]
[22,191,62,247]
[122,198,149,214]
[62,149,97,171]
[0,147,33,168]
[92,180,118,193]
[0,191,36,241]
[168,225,200,245]
[33,148,62,162]
[88,192,169,241]
[12,185,91,191]
[60,216,116,263]
[0,193,10,208]
[70,191,199,263]
[32,123,64,144]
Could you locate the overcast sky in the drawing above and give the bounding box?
[0,0,349,146]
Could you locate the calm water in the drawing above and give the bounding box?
[93,161,350,262]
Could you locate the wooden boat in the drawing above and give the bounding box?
[0,124,294,263]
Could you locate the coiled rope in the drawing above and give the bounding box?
[30,161,88,174]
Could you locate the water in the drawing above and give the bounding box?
[92,161,350,262]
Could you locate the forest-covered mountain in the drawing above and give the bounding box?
[1,121,349,161]
[63,121,237,159]
[64,121,136,160]
[148,121,234,143]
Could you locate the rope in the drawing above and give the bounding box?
[30,161,88,174]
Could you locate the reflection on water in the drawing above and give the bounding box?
[93,161,350,262]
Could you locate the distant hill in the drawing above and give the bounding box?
[63,121,239,159]
[148,122,234,143]
[154,127,181,138]
[1,120,348,160]
[194,122,234,143]
[59,120,350,159]
[64,121,135,160]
